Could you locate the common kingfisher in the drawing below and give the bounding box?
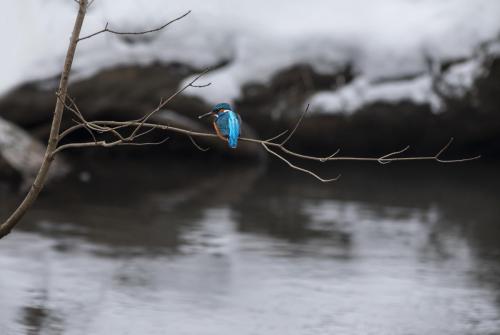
[199,103,241,149]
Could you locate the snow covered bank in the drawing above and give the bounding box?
[308,45,500,115]
[308,75,441,114]
[1,0,500,111]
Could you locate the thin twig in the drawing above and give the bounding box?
[280,104,309,146]
[78,10,191,42]
[188,134,210,152]
[264,130,289,143]
[54,136,169,154]
[133,126,158,140]
[378,145,410,164]
[127,68,210,140]
[320,149,341,162]
[71,118,97,143]
[57,93,99,142]
[121,136,170,146]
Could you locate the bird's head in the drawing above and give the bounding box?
[211,102,232,114]
[198,102,233,119]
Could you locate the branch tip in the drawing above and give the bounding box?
[280,104,310,146]
[78,10,191,42]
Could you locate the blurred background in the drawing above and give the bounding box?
[1,1,499,334]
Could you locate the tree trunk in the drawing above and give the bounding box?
[0,0,87,239]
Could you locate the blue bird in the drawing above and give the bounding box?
[199,102,241,149]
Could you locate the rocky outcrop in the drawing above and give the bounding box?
[0,117,69,182]
[0,63,206,130]
[0,62,260,160]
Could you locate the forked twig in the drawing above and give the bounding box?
[378,145,410,164]
[262,143,341,183]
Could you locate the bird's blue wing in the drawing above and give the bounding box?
[227,111,240,149]
[215,112,230,135]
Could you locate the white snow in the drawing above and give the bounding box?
[308,75,442,114]
[1,0,500,112]
[437,59,484,99]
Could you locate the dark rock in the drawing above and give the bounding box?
[0,116,69,182]
[236,63,354,139]
[0,62,207,129]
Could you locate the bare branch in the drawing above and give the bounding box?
[78,10,191,42]
[265,103,478,165]
[273,138,479,164]
[262,143,341,183]
[54,140,114,153]
[54,135,169,154]
[59,120,481,165]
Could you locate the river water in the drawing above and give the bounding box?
[1,158,499,335]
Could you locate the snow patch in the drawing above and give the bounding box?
[308,76,441,114]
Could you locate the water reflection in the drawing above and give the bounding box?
[0,159,499,334]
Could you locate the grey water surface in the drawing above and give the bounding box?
[1,159,499,335]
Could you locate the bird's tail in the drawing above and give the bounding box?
[227,111,240,149]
